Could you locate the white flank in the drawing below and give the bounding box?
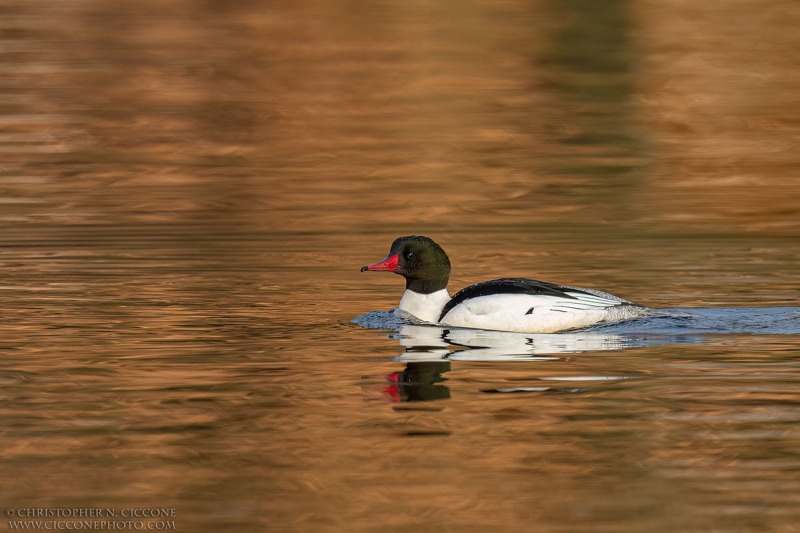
[439,293,646,334]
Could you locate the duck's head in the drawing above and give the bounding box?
[361,235,451,294]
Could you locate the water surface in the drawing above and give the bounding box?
[2,1,800,531]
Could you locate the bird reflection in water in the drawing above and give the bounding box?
[383,361,452,403]
[376,324,652,403]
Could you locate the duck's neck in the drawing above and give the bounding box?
[398,289,451,324]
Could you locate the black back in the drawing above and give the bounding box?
[439,278,589,321]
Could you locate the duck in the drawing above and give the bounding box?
[360,235,650,333]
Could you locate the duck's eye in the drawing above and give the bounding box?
[404,251,414,261]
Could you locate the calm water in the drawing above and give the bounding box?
[2,1,800,531]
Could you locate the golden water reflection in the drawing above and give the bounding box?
[1,0,800,531]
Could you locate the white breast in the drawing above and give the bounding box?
[397,289,451,324]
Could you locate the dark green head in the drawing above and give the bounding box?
[360,235,451,294]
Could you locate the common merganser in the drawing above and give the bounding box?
[360,235,650,333]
